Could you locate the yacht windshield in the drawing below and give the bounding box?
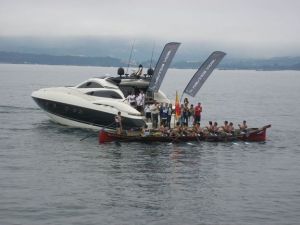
[78,82,103,88]
[86,90,123,99]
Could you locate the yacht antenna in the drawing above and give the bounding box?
[126,40,135,75]
[149,42,155,69]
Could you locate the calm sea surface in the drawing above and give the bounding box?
[0,64,300,225]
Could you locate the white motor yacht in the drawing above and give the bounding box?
[31,76,170,130]
[32,42,181,130]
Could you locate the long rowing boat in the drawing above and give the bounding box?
[98,124,271,144]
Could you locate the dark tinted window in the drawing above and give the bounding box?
[78,82,103,88]
[119,86,134,97]
[87,91,123,99]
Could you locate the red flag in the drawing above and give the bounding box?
[175,91,181,120]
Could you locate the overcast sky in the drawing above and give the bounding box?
[0,0,300,57]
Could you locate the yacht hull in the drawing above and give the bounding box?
[32,97,145,130]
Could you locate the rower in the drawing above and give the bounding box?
[238,120,248,131]
[170,122,181,136]
[213,122,219,134]
[141,124,151,137]
[182,122,190,136]
[159,122,165,133]
[193,122,202,136]
[228,122,235,134]
[196,122,202,134]
[206,121,213,132]
[221,121,229,132]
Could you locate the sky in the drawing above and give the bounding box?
[0,0,300,58]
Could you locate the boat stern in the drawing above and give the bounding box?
[242,124,271,142]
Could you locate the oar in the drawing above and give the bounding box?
[80,122,115,142]
[115,141,121,146]
[195,134,202,144]
[80,132,96,141]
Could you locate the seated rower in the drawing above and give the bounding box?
[238,120,248,131]
[159,122,169,136]
[192,123,198,136]
[193,122,202,135]
[227,122,235,134]
[159,122,165,132]
[141,124,151,137]
[212,122,219,134]
[206,121,214,132]
[170,122,181,136]
[182,122,190,136]
[221,121,229,132]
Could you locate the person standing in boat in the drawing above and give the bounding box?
[159,103,164,125]
[183,97,189,107]
[182,105,189,125]
[166,103,173,128]
[144,104,152,122]
[115,111,122,135]
[151,102,159,129]
[127,92,136,107]
[161,103,168,126]
[179,104,185,125]
[194,102,202,123]
[136,90,145,113]
[189,104,194,126]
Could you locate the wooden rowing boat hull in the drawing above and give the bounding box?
[99,124,271,144]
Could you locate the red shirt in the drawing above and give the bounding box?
[194,105,202,116]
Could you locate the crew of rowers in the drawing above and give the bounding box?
[142,120,248,137]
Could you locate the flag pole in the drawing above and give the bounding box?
[180,92,184,104]
[174,90,180,128]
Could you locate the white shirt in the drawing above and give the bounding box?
[144,105,151,113]
[127,94,136,104]
[151,104,159,114]
[136,93,145,106]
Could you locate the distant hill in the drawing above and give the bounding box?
[0,51,125,67]
[1,51,300,70]
[173,57,300,70]
[220,57,300,70]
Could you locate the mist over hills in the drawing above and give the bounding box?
[1,36,300,70]
[0,36,219,63]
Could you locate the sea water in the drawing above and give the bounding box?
[0,64,300,225]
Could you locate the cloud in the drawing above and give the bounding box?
[0,0,300,57]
